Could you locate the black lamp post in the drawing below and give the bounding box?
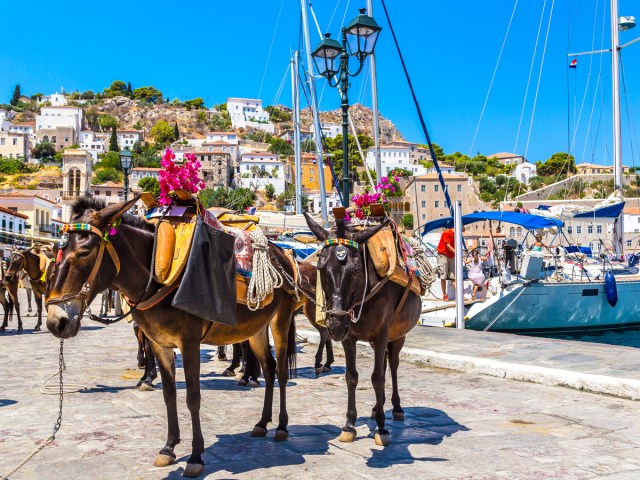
[119,148,133,201]
[312,8,381,207]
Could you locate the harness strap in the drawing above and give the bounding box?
[353,276,390,307]
[123,282,179,311]
[390,280,412,324]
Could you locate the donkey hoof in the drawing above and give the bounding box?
[217,354,227,361]
[251,426,268,437]
[17,326,23,331]
[338,430,356,443]
[374,431,390,446]
[393,411,405,421]
[237,378,249,387]
[274,429,289,442]
[139,382,155,392]
[247,379,260,388]
[183,462,204,478]
[33,326,41,332]
[222,369,235,377]
[153,453,176,467]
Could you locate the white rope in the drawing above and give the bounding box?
[466,0,519,162]
[405,236,436,291]
[247,228,283,311]
[523,0,556,160]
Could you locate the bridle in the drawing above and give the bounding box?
[7,249,49,284]
[45,223,121,312]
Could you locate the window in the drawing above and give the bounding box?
[94,190,100,195]
[577,226,582,234]
[627,240,632,247]
[421,201,426,208]
[588,225,593,234]
[457,184,462,192]
[435,201,439,208]
[434,185,439,192]
[64,136,69,142]
[597,225,602,234]
[567,226,572,234]
[12,138,17,145]
[516,227,522,237]
[106,191,111,196]
[422,214,426,220]
[509,227,515,237]
[421,185,426,192]
[0,138,4,145]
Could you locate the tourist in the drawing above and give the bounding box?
[437,227,456,301]
[531,233,553,252]
[465,249,487,300]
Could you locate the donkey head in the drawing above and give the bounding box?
[304,212,387,341]
[46,196,138,339]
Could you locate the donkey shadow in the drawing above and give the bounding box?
[360,406,468,468]
[161,424,339,478]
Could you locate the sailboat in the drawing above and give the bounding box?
[419,1,640,333]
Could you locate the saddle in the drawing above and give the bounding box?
[366,224,423,297]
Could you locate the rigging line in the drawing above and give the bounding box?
[466,0,519,165]
[513,0,547,155]
[270,64,291,107]
[258,0,286,100]
[524,0,556,160]
[580,71,602,164]
[325,0,343,34]
[620,56,638,167]
[307,1,323,39]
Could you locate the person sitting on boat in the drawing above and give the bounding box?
[437,228,456,301]
[530,233,554,253]
[465,249,487,300]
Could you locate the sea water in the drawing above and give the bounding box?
[535,327,640,348]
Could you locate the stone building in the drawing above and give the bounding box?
[61,149,93,221]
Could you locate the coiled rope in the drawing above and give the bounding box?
[247,228,283,311]
[405,237,436,291]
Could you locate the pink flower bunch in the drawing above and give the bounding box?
[158,149,206,205]
[376,177,397,196]
[351,191,383,219]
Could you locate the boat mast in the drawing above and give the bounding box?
[291,51,303,214]
[300,0,329,224]
[367,0,382,183]
[611,0,623,254]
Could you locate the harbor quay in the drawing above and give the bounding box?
[1,294,640,479]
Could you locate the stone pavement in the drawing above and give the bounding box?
[2,298,640,479]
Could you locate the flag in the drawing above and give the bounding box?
[569,58,577,69]
[245,207,256,215]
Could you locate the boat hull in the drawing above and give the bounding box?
[466,280,640,333]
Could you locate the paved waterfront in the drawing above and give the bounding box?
[2,298,640,479]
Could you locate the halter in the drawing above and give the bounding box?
[323,238,358,249]
[45,223,121,309]
[8,249,49,284]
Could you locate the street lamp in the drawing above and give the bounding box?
[119,148,133,201]
[312,8,381,206]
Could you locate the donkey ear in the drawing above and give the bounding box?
[350,218,389,244]
[97,196,140,226]
[304,212,329,242]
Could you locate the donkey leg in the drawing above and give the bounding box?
[14,301,22,331]
[33,294,43,331]
[139,334,157,391]
[371,351,388,419]
[134,324,146,368]
[223,343,242,376]
[324,336,335,370]
[180,344,205,477]
[0,297,8,331]
[371,336,391,446]
[388,336,406,421]
[339,336,359,442]
[271,306,296,441]
[249,329,276,437]
[152,345,181,468]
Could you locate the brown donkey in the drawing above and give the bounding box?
[4,248,50,331]
[46,197,298,477]
[304,213,421,446]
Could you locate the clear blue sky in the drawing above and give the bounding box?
[2,0,640,166]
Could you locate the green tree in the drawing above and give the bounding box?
[105,80,128,97]
[264,105,292,122]
[31,142,56,161]
[199,186,255,210]
[301,139,316,152]
[109,125,119,152]
[10,84,21,106]
[173,122,180,140]
[209,112,231,131]
[127,81,133,98]
[149,120,176,146]
[93,167,123,184]
[95,151,122,170]
[81,90,95,100]
[99,114,119,131]
[133,86,162,104]
[264,183,276,201]
[537,152,576,177]
[402,214,414,230]
[184,97,205,110]
[268,137,294,156]
[421,142,445,162]
[138,176,160,197]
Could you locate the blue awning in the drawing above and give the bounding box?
[573,202,625,219]
[421,211,564,236]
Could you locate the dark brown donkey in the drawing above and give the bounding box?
[304,213,421,446]
[46,197,298,478]
[4,248,50,331]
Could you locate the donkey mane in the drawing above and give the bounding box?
[71,195,153,232]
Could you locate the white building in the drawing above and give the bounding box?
[131,167,161,188]
[0,109,15,132]
[426,162,456,175]
[488,152,525,166]
[310,122,341,139]
[307,191,342,214]
[204,131,239,162]
[36,106,84,148]
[0,205,29,247]
[8,122,36,142]
[80,131,107,161]
[0,192,57,237]
[226,98,274,133]
[117,130,142,149]
[239,152,286,194]
[40,92,68,106]
[512,161,537,184]
[0,131,30,160]
[365,145,427,177]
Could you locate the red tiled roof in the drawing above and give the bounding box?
[0,206,28,219]
[0,192,56,204]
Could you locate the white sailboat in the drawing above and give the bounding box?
[420,1,640,333]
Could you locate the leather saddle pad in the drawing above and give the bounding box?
[235,273,274,309]
[367,225,421,296]
[155,219,197,286]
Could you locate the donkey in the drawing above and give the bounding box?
[4,247,50,331]
[46,197,299,477]
[304,213,421,446]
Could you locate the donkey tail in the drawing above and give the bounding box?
[287,314,297,380]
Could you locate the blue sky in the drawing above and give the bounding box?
[2,0,640,166]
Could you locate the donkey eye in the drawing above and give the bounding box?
[76,249,92,258]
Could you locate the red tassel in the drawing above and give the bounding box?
[56,249,63,264]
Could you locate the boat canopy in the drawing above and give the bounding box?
[421,211,564,236]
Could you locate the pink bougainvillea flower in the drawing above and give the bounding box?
[108,227,118,236]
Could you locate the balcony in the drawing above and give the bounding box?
[60,190,91,201]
